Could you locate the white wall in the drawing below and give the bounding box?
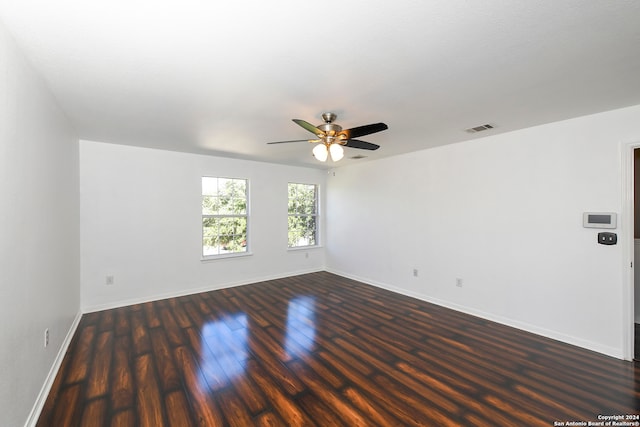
[80,141,326,311]
[0,22,80,427]
[326,104,640,359]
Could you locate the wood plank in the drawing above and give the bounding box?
[135,353,166,427]
[341,386,407,427]
[49,384,82,426]
[79,397,107,427]
[65,325,96,384]
[168,297,192,328]
[183,327,230,391]
[159,306,186,347]
[246,359,314,427]
[149,327,181,392]
[86,330,113,399]
[110,409,136,427]
[114,307,131,336]
[98,310,115,332]
[165,390,196,427]
[110,334,134,411]
[173,345,225,426]
[144,301,162,328]
[288,359,369,426]
[217,388,254,427]
[295,393,349,427]
[131,311,151,356]
[254,411,287,427]
[228,371,268,414]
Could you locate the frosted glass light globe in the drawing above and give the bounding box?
[312,143,328,162]
[329,143,344,161]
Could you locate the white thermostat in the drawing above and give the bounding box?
[583,212,617,229]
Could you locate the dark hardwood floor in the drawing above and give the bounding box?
[37,272,640,426]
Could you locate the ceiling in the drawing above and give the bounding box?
[1,1,640,169]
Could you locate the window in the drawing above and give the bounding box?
[202,177,248,257]
[288,183,318,247]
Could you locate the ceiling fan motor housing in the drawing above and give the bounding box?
[318,113,344,144]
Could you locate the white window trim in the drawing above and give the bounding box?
[287,245,323,252]
[201,251,253,262]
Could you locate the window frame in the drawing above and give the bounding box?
[287,182,319,249]
[201,176,250,260]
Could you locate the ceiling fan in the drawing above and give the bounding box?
[267,113,388,162]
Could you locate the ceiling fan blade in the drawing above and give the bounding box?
[267,139,312,144]
[344,139,380,150]
[340,122,388,139]
[292,119,325,136]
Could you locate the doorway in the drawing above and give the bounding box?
[634,148,640,360]
[622,142,640,361]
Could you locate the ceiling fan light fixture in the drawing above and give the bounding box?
[329,143,344,162]
[312,143,328,162]
[268,113,387,162]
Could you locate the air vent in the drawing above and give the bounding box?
[350,155,367,160]
[465,124,494,133]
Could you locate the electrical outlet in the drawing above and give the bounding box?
[456,278,463,287]
[413,269,419,277]
[305,252,309,259]
[44,328,49,348]
[106,275,114,285]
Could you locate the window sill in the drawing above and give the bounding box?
[287,245,323,252]
[201,252,253,262]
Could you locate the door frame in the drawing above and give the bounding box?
[621,140,639,360]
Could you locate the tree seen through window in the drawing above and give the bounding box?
[288,183,318,247]
[202,177,248,256]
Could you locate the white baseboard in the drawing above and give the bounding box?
[82,267,325,313]
[24,311,83,427]
[326,268,624,360]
